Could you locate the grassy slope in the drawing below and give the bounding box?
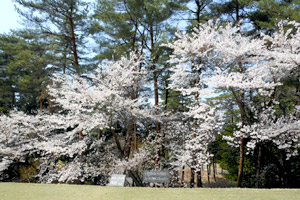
[1,183,300,200]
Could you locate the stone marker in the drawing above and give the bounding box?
[108,174,126,187]
[143,170,170,183]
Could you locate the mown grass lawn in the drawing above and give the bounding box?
[1,182,300,200]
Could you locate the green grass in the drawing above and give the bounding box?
[1,182,300,200]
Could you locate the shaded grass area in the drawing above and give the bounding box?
[1,182,300,200]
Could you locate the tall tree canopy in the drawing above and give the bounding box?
[14,0,90,75]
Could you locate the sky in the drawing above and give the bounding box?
[0,0,21,34]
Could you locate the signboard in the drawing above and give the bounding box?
[108,174,126,187]
[143,170,170,183]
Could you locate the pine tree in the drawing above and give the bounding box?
[14,0,90,75]
[0,30,54,113]
[249,0,300,32]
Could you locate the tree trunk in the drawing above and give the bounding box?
[231,88,250,188]
[190,164,195,188]
[63,48,67,74]
[150,23,162,169]
[194,0,210,28]
[124,119,134,158]
[237,137,245,187]
[195,0,201,29]
[256,142,262,188]
[196,170,202,187]
[179,165,185,186]
[68,8,80,75]
[153,69,160,112]
[79,130,84,140]
[39,97,43,110]
[207,164,210,185]
[235,0,240,22]
[165,78,169,109]
[213,156,216,181]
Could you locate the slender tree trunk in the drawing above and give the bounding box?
[180,165,185,185]
[231,87,250,187]
[153,70,159,110]
[235,0,240,22]
[256,142,262,188]
[165,78,169,109]
[132,21,138,52]
[160,77,169,166]
[68,9,80,75]
[196,170,202,187]
[213,156,216,181]
[63,48,67,74]
[237,103,248,187]
[150,24,162,169]
[194,0,210,28]
[207,164,210,185]
[153,71,159,112]
[237,137,245,187]
[190,132,197,187]
[195,0,201,29]
[191,161,195,188]
[190,67,202,187]
[39,97,43,110]
[79,130,84,140]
